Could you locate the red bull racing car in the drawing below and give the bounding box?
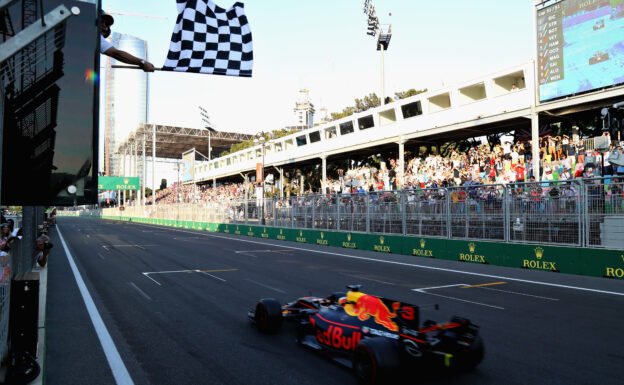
[248,285,484,384]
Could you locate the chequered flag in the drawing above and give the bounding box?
[162,0,253,77]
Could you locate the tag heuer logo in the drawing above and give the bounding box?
[535,247,544,259]
[420,239,426,248]
[380,236,384,245]
[123,178,129,184]
[468,242,476,253]
[347,234,352,241]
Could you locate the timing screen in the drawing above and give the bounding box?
[538,0,624,102]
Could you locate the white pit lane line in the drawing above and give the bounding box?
[413,284,504,310]
[57,225,135,385]
[129,223,624,297]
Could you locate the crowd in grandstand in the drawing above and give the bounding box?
[155,182,249,204]
[142,134,623,207]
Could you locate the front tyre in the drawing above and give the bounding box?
[254,298,282,333]
[353,337,400,385]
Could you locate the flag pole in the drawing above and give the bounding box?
[111,65,164,70]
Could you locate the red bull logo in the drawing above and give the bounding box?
[315,325,362,350]
[344,292,400,331]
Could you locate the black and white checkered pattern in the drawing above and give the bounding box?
[162,0,253,77]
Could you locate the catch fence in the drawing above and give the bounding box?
[98,177,623,248]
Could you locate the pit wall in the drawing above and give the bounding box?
[96,215,624,280]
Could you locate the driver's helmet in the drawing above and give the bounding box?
[338,296,347,306]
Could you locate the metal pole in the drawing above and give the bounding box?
[152,124,156,207]
[531,104,540,181]
[380,43,385,105]
[398,140,405,189]
[366,192,371,233]
[321,155,327,194]
[142,133,146,206]
[122,147,126,205]
[208,131,211,160]
[262,143,265,225]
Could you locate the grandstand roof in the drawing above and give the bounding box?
[115,123,254,160]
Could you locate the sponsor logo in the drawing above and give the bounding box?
[342,233,356,248]
[605,267,624,278]
[296,230,306,243]
[403,339,423,358]
[316,232,328,245]
[235,225,241,235]
[522,247,558,271]
[277,228,286,240]
[459,242,486,263]
[413,238,434,257]
[374,236,391,252]
[315,325,362,351]
[261,228,269,238]
[123,178,129,184]
[224,225,229,233]
[247,226,254,236]
[362,327,399,340]
[535,247,544,259]
[344,293,401,331]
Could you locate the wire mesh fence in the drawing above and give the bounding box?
[97,177,624,249]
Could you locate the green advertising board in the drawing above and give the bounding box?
[98,176,140,190]
[99,215,623,281]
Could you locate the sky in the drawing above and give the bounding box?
[102,0,535,135]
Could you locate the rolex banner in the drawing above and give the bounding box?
[98,176,140,190]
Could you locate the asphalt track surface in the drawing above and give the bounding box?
[45,217,624,385]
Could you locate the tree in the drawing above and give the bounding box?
[394,88,427,100]
[160,179,167,190]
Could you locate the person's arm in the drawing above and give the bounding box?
[103,46,155,72]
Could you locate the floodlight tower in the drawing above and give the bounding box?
[363,0,392,105]
[198,106,216,159]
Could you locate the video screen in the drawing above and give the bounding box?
[1,0,99,205]
[537,0,624,102]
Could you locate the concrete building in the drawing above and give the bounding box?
[100,32,149,177]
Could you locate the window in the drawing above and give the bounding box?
[401,101,423,119]
[358,115,374,130]
[325,126,337,139]
[296,135,307,146]
[309,131,321,143]
[339,121,354,135]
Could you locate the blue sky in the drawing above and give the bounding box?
[102,0,535,134]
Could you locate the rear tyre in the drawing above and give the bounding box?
[353,337,400,385]
[457,335,484,370]
[254,298,282,333]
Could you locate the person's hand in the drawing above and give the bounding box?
[142,61,155,72]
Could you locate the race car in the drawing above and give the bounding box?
[589,51,610,65]
[248,285,484,384]
[593,19,604,31]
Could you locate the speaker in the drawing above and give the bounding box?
[9,272,40,357]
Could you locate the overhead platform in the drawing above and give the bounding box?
[115,123,254,160]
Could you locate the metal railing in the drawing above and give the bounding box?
[94,177,624,249]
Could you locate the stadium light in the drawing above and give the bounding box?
[362,0,391,105]
[198,106,216,159]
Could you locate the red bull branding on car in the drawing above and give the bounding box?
[315,325,362,350]
[344,292,401,332]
